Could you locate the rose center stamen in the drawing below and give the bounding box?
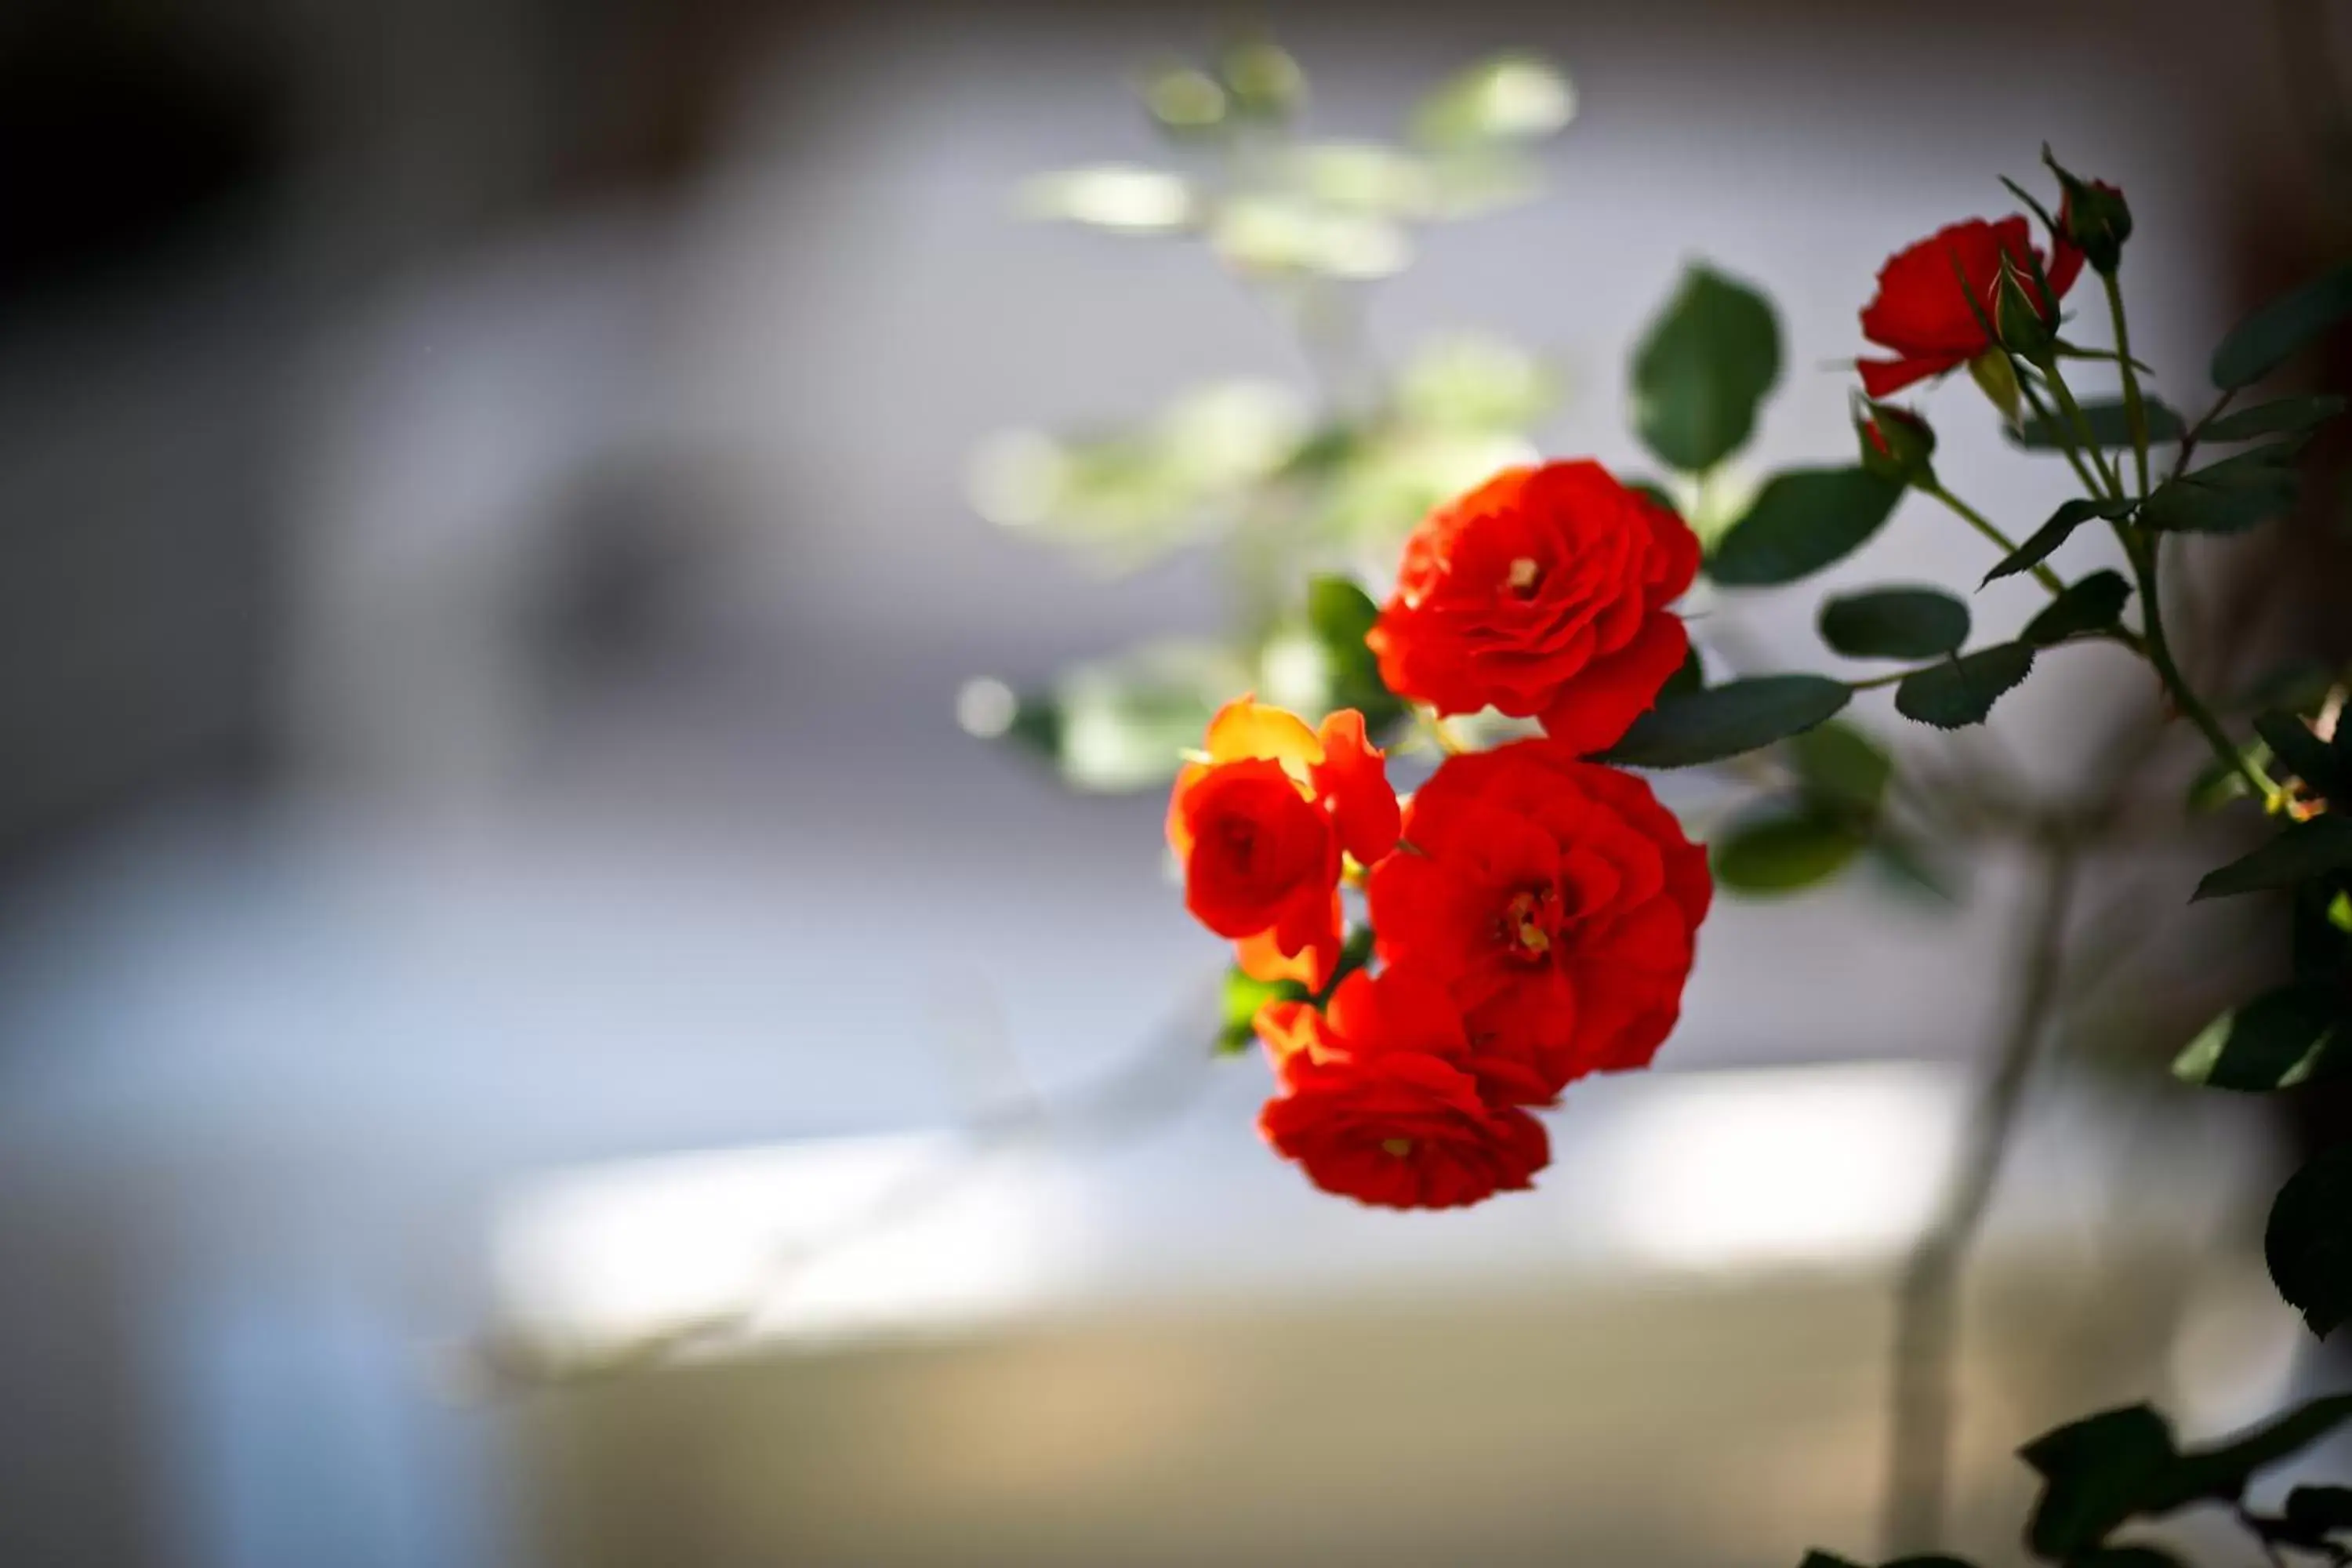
[1504,890,1552,958]
[1506,556,1541,593]
[1380,1137,1414,1157]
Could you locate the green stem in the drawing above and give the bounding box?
[2123,529,2276,800]
[2015,372,2108,501]
[2040,358,2127,501]
[2101,272,2153,499]
[1923,485,2066,597]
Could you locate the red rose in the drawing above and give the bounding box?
[1367,740,1709,1102]
[1167,697,1400,989]
[1256,967,1550,1210]
[1858,216,2085,397]
[1367,461,1699,755]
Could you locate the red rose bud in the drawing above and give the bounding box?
[1857,400,1936,487]
[2044,149,2130,275]
[1858,216,2083,397]
[1369,461,1699,755]
[1993,256,2058,361]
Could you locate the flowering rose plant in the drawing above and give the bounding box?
[969,40,2352,1568]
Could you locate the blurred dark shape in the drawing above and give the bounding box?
[0,2,283,315]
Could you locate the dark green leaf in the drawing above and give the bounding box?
[2212,262,2352,389]
[2171,1394,2352,1500]
[1306,575,1405,731]
[1820,586,1970,659]
[1660,644,1705,702]
[1797,1555,1867,1568]
[1870,833,1964,905]
[1788,720,1891,815]
[1216,966,1308,1056]
[2255,710,2342,796]
[2020,1404,2181,1559]
[2205,394,2350,442]
[2011,397,2186,449]
[1708,467,1903,586]
[2023,570,2132,646]
[1885,1559,1978,1568]
[2190,441,2308,490]
[2194,818,2352,901]
[2234,659,2339,716]
[1895,644,2036,729]
[2142,446,2303,533]
[2071,1551,2187,1568]
[1983,497,2136,585]
[1599,674,1852,769]
[1628,479,1683,517]
[1631,265,1782,474]
[2267,1146,2352,1337]
[2171,982,2347,1091]
[1712,809,1867,895]
[2285,1485,2352,1533]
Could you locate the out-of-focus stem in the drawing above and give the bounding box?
[2102,273,2153,499]
[1884,839,2078,1555]
[1923,484,2066,597]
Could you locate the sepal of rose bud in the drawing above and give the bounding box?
[1855,397,1936,488]
[1966,347,2023,425]
[1992,258,2058,361]
[2044,147,2130,275]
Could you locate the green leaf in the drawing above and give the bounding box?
[2170,1394,2352,1500]
[1788,720,1892,815]
[1712,809,1867,895]
[1305,575,1404,730]
[2204,394,2350,442]
[2011,397,2186,449]
[2194,818,2352,901]
[1660,644,1705,702]
[2020,1404,2181,1559]
[2172,982,2347,1091]
[1894,644,2036,729]
[1819,586,1969,660]
[2254,710,2341,795]
[1599,674,1851,769]
[1216,966,1308,1055]
[2023,570,2132,645]
[2071,1552,2187,1568]
[1870,833,1964,905]
[1797,1555,1867,1568]
[2141,445,2303,534]
[2234,659,2340,716]
[1409,53,1573,148]
[1708,468,1903,586]
[2267,1145,2352,1337]
[2285,1485,2352,1533]
[2212,262,2352,389]
[1983,497,2136,585]
[1631,265,1782,474]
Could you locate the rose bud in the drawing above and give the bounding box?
[1992,256,2060,362]
[2044,148,2131,275]
[1857,399,1938,488]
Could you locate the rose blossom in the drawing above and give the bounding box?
[1367,461,1699,755]
[1858,215,2084,397]
[1367,739,1710,1102]
[1167,696,1399,989]
[1256,967,1550,1209]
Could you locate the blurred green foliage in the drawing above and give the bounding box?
[966,39,1572,791]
